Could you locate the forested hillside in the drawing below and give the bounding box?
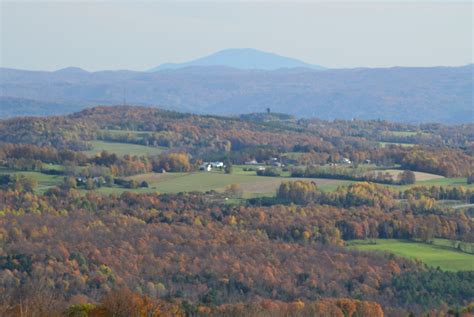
[0,97,85,118]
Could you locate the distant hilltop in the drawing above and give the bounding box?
[148,48,326,71]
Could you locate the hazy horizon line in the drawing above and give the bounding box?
[2,46,473,73]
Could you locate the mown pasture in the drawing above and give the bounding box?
[83,140,166,157]
[101,171,352,197]
[347,239,474,271]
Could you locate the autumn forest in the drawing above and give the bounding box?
[0,106,473,316]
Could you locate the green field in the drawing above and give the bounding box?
[378,131,432,147]
[95,172,258,195]
[348,239,474,271]
[99,129,156,137]
[386,130,431,137]
[98,165,470,196]
[379,141,414,148]
[96,172,265,195]
[387,130,430,137]
[388,131,418,137]
[416,177,473,187]
[0,167,63,193]
[83,140,166,156]
[391,177,474,191]
[94,171,351,196]
[145,172,261,194]
[386,175,473,191]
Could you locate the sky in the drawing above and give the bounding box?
[1,1,472,71]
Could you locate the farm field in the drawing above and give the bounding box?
[387,130,430,137]
[416,177,473,187]
[387,131,418,136]
[347,239,474,271]
[108,171,352,196]
[83,140,167,156]
[2,160,471,196]
[237,176,351,195]
[95,172,257,195]
[102,168,470,197]
[385,173,473,190]
[378,141,414,147]
[0,167,63,193]
[99,129,155,137]
[376,169,444,182]
[389,176,474,191]
[150,172,262,194]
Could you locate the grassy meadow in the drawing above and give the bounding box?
[0,167,63,193]
[83,140,166,157]
[374,169,444,182]
[387,131,418,137]
[99,129,155,137]
[96,170,352,197]
[416,177,473,187]
[378,141,414,148]
[348,239,474,271]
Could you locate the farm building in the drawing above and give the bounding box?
[210,162,224,168]
[340,157,352,164]
[245,159,259,165]
[199,164,212,172]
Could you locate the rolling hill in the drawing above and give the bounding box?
[0,96,86,118]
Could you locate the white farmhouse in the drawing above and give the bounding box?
[199,163,212,172]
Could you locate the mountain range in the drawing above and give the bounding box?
[0,49,472,123]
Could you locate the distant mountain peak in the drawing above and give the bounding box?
[149,48,325,72]
[55,67,89,74]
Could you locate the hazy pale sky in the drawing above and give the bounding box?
[1,1,472,71]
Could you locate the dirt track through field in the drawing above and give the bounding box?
[379,170,444,181]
